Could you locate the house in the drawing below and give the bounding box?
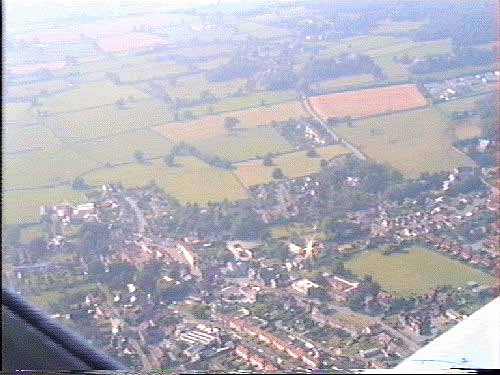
[328,276,360,302]
[292,279,322,297]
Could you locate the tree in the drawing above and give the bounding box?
[164,153,175,167]
[263,154,274,166]
[134,150,145,163]
[190,304,210,320]
[115,98,125,108]
[320,159,328,168]
[272,167,285,180]
[224,117,240,133]
[72,176,87,190]
[306,149,319,158]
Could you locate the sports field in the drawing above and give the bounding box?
[310,84,427,121]
[335,108,475,177]
[346,247,498,297]
[85,157,249,204]
[235,145,351,187]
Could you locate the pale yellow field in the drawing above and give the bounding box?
[235,145,351,187]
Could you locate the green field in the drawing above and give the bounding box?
[85,157,249,204]
[321,35,406,58]
[235,145,352,187]
[116,61,189,83]
[4,124,62,154]
[3,188,87,225]
[335,108,475,178]
[313,74,376,94]
[373,55,411,82]
[193,126,295,162]
[38,81,149,114]
[346,247,498,297]
[45,98,174,141]
[160,73,247,101]
[4,102,38,125]
[4,149,101,189]
[73,129,173,165]
[188,90,297,117]
[371,19,426,35]
[6,79,70,100]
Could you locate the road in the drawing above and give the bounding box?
[124,196,146,234]
[301,94,367,160]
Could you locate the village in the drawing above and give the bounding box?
[5,151,498,372]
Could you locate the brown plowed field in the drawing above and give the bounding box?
[310,84,427,120]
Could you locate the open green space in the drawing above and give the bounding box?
[188,90,297,117]
[38,81,149,114]
[371,19,426,35]
[235,144,351,187]
[84,157,249,204]
[192,126,295,162]
[4,124,62,154]
[313,74,376,94]
[73,129,173,165]
[4,149,101,189]
[346,247,498,297]
[2,188,87,226]
[45,98,174,141]
[4,102,38,125]
[335,108,475,178]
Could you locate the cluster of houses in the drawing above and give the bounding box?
[423,71,499,102]
[221,317,322,369]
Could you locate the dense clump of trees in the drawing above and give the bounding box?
[410,47,495,75]
[302,53,384,82]
[164,142,233,170]
[207,55,261,82]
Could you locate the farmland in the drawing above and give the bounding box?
[188,90,297,116]
[2,188,87,226]
[4,125,62,154]
[346,247,497,297]
[371,19,426,35]
[95,32,169,54]
[310,84,428,121]
[45,98,174,141]
[156,120,293,162]
[73,129,173,165]
[84,157,249,205]
[312,74,376,94]
[4,149,100,189]
[335,108,475,177]
[4,102,38,125]
[38,81,149,114]
[235,145,351,187]
[159,74,247,100]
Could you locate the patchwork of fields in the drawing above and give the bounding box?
[5,19,491,225]
[346,247,497,297]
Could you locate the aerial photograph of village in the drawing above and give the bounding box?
[2,0,499,372]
